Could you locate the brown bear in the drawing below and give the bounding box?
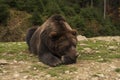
[26,14,78,67]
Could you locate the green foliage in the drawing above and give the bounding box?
[44,0,62,16]
[0,0,120,40]
[68,15,86,34]
[63,6,76,16]
[115,68,120,73]
[0,3,10,26]
[31,10,43,26]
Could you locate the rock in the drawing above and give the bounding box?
[110,65,116,69]
[108,46,117,51]
[65,70,70,74]
[23,75,29,79]
[0,59,9,65]
[19,61,25,64]
[79,43,87,46]
[13,60,18,63]
[89,36,120,42]
[82,48,94,54]
[33,67,37,70]
[46,74,51,78]
[95,51,100,53]
[77,35,88,41]
[96,73,105,78]
[13,72,20,78]
[3,70,7,73]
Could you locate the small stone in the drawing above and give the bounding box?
[108,46,117,51]
[33,67,37,70]
[77,35,87,41]
[83,48,94,54]
[13,60,18,63]
[18,43,21,45]
[79,43,87,46]
[65,70,70,74]
[14,72,20,78]
[19,61,25,64]
[23,75,29,79]
[96,73,104,78]
[46,74,51,78]
[98,56,101,58]
[110,65,116,69]
[74,71,78,74]
[0,60,8,65]
[3,70,7,73]
[95,51,100,53]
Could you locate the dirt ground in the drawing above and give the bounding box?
[0,59,120,80]
[0,36,120,80]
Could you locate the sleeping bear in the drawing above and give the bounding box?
[26,14,78,67]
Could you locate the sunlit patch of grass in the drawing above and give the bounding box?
[77,40,120,61]
[97,58,110,62]
[0,42,38,62]
[115,68,120,73]
[0,42,27,53]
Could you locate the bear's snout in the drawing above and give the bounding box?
[61,55,77,64]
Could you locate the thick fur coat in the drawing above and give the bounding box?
[26,14,78,66]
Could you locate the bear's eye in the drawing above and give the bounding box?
[71,29,77,36]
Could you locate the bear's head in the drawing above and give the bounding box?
[49,30,78,64]
[41,14,78,65]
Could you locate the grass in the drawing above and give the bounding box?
[77,40,120,61]
[0,40,120,62]
[0,42,37,61]
[115,68,120,73]
[0,40,120,79]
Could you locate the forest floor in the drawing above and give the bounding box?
[0,36,120,80]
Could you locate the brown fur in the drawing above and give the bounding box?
[26,14,78,67]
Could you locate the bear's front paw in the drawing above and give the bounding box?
[49,59,62,67]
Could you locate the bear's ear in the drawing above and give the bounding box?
[71,29,77,36]
[49,32,58,41]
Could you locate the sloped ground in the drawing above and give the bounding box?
[0,9,31,42]
[0,36,120,80]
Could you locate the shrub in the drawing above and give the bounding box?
[31,10,43,26]
[67,15,86,35]
[0,4,10,26]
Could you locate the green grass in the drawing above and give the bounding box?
[0,42,37,61]
[0,40,120,79]
[77,40,120,61]
[0,40,120,62]
[0,42,27,53]
[115,68,120,73]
